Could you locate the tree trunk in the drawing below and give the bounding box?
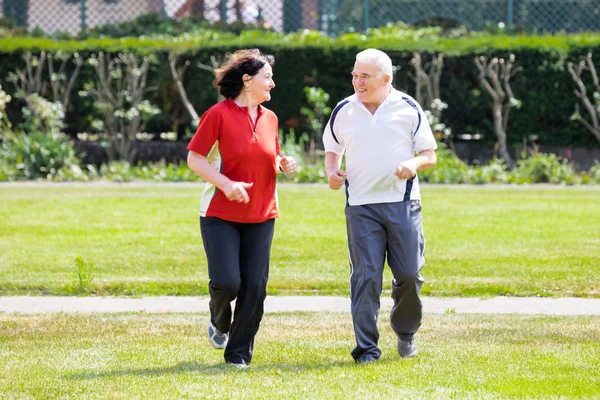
[493,102,512,167]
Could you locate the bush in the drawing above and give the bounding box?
[0,130,82,180]
[418,146,588,185]
[3,31,600,148]
[277,129,326,183]
[581,161,600,184]
[94,160,200,182]
[420,146,472,184]
[509,152,578,184]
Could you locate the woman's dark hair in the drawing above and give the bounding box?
[213,49,275,99]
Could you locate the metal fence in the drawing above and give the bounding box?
[1,0,599,36]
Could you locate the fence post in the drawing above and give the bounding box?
[364,0,370,31]
[80,0,87,31]
[507,0,514,25]
[220,0,227,23]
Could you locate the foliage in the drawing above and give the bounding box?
[73,256,94,294]
[300,86,331,145]
[80,12,271,39]
[509,151,578,184]
[0,17,27,37]
[586,161,600,184]
[0,84,83,181]
[298,86,332,164]
[278,85,331,184]
[97,160,201,182]
[420,145,472,184]
[420,145,584,185]
[19,94,64,137]
[80,52,161,161]
[278,129,327,184]
[1,32,600,147]
[0,130,82,180]
[0,84,12,137]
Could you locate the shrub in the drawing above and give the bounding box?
[474,159,510,184]
[420,146,472,184]
[278,129,326,183]
[0,130,82,180]
[509,152,578,184]
[582,161,600,184]
[0,84,12,136]
[0,133,80,180]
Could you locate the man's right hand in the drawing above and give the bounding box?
[328,170,347,190]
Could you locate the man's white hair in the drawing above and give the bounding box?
[355,48,393,83]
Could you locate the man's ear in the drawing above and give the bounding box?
[383,74,391,83]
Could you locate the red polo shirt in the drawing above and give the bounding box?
[187,98,281,223]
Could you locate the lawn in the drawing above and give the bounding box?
[1,312,599,399]
[0,184,598,297]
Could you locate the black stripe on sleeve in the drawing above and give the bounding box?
[402,97,422,136]
[328,100,350,145]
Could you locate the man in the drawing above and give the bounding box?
[323,48,437,363]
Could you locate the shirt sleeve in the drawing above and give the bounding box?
[412,102,438,154]
[187,108,220,156]
[322,115,345,155]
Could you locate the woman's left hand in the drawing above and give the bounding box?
[279,155,296,174]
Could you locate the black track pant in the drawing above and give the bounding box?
[200,216,275,365]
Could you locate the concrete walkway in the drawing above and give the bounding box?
[1,296,599,315]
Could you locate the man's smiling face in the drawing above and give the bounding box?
[352,61,390,106]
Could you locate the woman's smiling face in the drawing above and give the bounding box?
[247,63,275,103]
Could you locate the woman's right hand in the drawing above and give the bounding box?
[223,181,254,203]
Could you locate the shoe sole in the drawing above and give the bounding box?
[207,324,227,349]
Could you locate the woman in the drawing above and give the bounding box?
[187,49,296,368]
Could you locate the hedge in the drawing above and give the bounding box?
[1,29,600,148]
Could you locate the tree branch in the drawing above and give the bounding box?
[169,55,200,122]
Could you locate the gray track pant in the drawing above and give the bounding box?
[345,200,426,360]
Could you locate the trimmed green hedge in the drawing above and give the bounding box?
[1,30,600,147]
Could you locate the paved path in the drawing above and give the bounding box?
[1,296,599,315]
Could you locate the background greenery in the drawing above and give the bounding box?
[1,185,598,298]
[1,28,600,148]
[1,136,599,184]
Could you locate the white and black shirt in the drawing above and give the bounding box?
[323,88,437,206]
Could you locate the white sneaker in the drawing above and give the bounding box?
[207,321,228,349]
[227,361,249,369]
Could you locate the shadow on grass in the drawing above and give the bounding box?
[64,359,356,380]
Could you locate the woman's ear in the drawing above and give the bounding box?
[242,74,252,82]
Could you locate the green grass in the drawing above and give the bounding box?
[1,312,599,399]
[0,184,599,297]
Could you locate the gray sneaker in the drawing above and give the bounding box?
[398,338,418,357]
[207,322,228,349]
[356,354,378,364]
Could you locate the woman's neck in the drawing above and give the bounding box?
[233,94,259,113]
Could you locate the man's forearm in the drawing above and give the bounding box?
[325,152,342,178]
[412,149,437,172]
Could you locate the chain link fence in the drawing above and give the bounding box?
[1,0,599,36]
